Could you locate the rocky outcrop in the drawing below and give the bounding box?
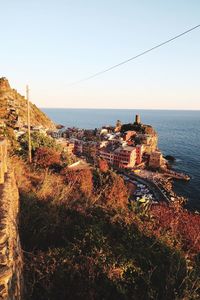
[0,78,11,92]
[0,77,56,130]
[0,166,23,299]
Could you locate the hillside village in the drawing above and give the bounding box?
[47,114,165,170]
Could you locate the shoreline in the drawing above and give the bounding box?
[118,166,189,207]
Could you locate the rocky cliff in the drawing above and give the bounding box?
[0,77,55,129]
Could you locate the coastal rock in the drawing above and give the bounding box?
[164,155,176,162]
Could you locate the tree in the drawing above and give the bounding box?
[19,131,61,155]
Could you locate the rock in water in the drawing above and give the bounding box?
[164,155,176,162]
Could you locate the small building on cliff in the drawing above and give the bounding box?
[149,150,163,169]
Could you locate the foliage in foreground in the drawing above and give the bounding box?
[16,131,76,170]
[15,157,200,300]
[21,198,188,300]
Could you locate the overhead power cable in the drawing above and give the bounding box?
[68,24,200,86]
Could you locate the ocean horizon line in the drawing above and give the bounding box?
[40,107,200,111]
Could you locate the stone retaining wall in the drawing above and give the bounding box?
[0,167,23,299]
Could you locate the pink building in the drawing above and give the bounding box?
[123,131,136,142]
[99,145,137,169]
[136,144,144,165]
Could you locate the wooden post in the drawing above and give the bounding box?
[0,140,7,184]
[26,85,32,163]
[2,140,7,173]
[0,143,3,184]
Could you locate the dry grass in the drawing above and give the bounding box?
[36,172,72,203]
[11,156,33,192]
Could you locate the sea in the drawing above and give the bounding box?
[42,108,200,211]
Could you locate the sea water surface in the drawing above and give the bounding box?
[42,108,200,210]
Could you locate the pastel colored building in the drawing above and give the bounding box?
[113,146,137,168]
[136,144,144,165]
[99,145,137,169]
[149,151,163,169]
[56,138,75,155]
[123,130,136,142]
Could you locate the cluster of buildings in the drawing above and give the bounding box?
[0,78,165,171]
[97,115,164,169]
[48,115,165,170]
[1,105,165,171]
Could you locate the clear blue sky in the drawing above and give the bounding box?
[1,0,200,109]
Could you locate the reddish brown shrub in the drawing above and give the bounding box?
[100,173,128,209]
[149,204,200,255]
[34,147,61,169]
[61,168,93,198]
[98,159,109,173]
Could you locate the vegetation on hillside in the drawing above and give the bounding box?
[0,77,56,129]
[12,153,200,300]
[18,132,60,154]
[16,131,77,170]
